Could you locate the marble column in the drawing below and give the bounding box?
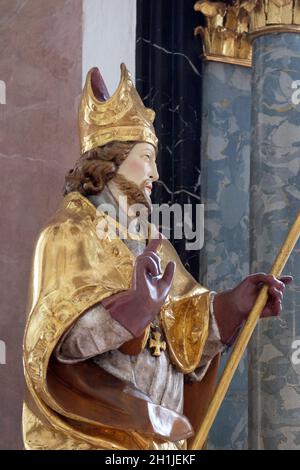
[200,60,251,450]
[248,32,300,450]
[195,1,253,449]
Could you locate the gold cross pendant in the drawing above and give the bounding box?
[149,330,166,357]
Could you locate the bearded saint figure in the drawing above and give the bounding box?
[22,64,291,450]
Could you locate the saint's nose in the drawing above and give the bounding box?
[150,161,159,182]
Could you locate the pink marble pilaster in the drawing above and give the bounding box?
[0,0,82,449]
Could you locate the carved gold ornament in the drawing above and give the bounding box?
[245,0,300,38]
[194,1,252,67]
[194,1,300,66]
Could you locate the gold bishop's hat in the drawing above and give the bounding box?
[79,63,158,154]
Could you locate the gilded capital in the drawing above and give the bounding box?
[242,0,300,39]
[194,1,252,67]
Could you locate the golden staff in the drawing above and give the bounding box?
[191,212,300,450]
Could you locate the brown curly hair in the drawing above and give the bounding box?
[64,141,135,196]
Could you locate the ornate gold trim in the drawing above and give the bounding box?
[194,1,252,66]
[203,53,252,68]
[243,0,300,35]
[194,1,300,66]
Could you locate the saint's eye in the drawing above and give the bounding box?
[144,154,151,160]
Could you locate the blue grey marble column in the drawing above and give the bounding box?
[200,61,251,449]
[248,33,300,450]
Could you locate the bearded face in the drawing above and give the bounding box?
[110,142,158,214]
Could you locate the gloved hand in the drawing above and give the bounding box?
[102,235,176,337]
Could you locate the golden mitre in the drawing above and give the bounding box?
[78,63,158,154]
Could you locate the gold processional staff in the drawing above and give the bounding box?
[191,212,300,450]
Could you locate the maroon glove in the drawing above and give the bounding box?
[102,236,176,337]
[214,273,293,346]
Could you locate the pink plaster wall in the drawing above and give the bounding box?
[0,0,82,449]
